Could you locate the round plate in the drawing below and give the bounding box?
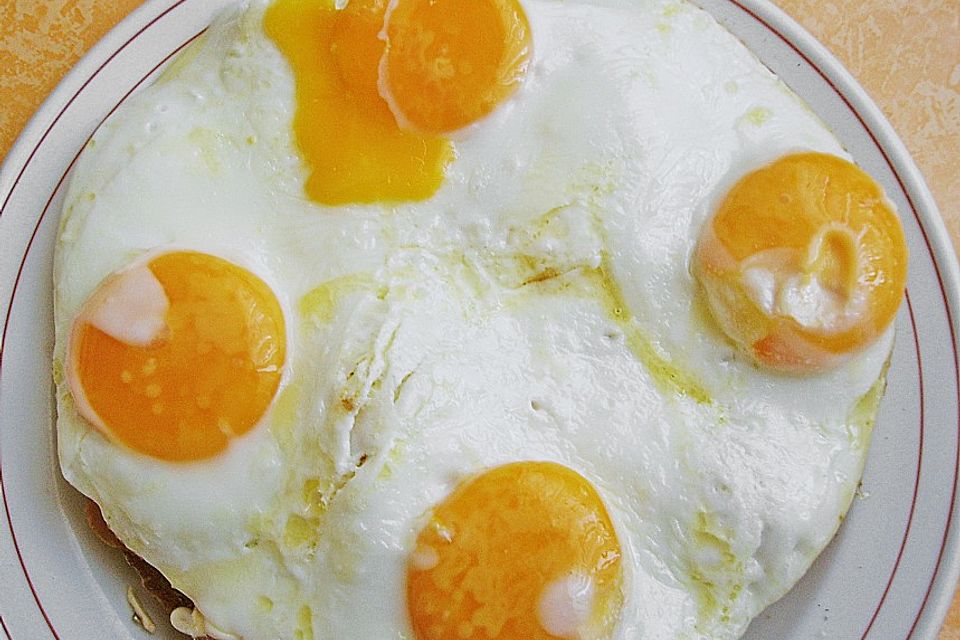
[1,0,958,638]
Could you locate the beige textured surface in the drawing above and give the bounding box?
[777,0,960,253]
[0,0,959,635]
[0,0,142,158]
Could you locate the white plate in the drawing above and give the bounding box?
[1,1,958,638]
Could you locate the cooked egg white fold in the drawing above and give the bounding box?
[53,0,893,638]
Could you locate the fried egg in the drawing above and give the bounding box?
[52,0,906,638]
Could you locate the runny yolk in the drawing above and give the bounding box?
[694,152,908,373]
[67,251,286,462]
[380,0,532,134]
[406,462,623,640]
[263,0,531,205]
[265,0,452,205]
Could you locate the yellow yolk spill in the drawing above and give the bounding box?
[406,462,623,640]
[264,0,531,204]
[694,152,908,373]
[68,251,286,461]
[265,0,451,205]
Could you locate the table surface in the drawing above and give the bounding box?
[1,0,959,636]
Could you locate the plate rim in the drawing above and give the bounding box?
[719,1,960,636]
[0,0,958,638]
[0,0,190,203]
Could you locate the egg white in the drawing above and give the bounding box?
[53,0,893,639]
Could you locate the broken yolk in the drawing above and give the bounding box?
[67,251,285,461]
[406,462,623,640]
[264,0,531,204]
[265,0,452,205]
[694,152,908,373]
[380,0,532,134]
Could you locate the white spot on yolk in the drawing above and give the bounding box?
[536,572,596,639]
[409,544,440,571]
[739,225,867,333]
[695,152,907,373]
[83,265,169,347]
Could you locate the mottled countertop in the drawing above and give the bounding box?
[1,0,959,635]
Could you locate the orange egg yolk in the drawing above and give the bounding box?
[263,0,530,204]
[381,0,532,134]
[67,251,286,461]
[407,462,623,640]
[694,152,908,373]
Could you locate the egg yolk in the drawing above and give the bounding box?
[67,251,285,461]
[694,152,908,373]
[264,0,530,204]
[265,0,451,205]
[407,462,623,640]
[380,0,532,134]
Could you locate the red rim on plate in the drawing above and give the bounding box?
[0,0,957,638]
